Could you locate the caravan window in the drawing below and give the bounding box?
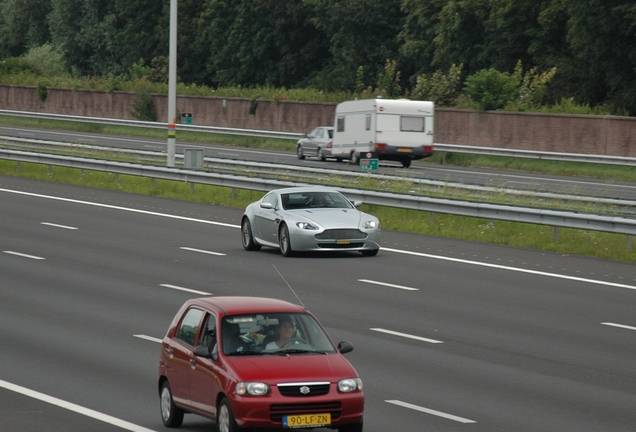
[401,116,426,132]
[337,116,345,132]
[365,114,371,131]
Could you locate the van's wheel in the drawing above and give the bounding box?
[297,145,305,160]
[401,159,411,168]
[279,224,294,257]
[349,152,359,165]
[218,398,241,432]
[160,381,184,428]
[318,148,326,161]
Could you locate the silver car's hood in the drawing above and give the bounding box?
[293,209,368,229]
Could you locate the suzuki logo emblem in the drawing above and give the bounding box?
[300,386,311,394]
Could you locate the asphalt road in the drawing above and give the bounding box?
[1,176,635,432]
[2,125,636,202]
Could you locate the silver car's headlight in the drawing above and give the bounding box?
[236,382,270,396]
[296,221,319,230]
[362,220,379,230]
[338,378,363,393]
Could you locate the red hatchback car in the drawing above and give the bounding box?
[158,297,364,432]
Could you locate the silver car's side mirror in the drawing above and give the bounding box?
[260,202,274,209]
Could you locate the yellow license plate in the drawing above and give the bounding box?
[397,147,412,153]
[336,239,350,245]
[283,413,331,428]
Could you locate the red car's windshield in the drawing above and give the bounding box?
[221,313,337,356]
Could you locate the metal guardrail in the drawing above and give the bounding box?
[433,143,636,166]
[1,148,635,238]
[3,134,636,211]
[0,109,302,140]
[1,109,635,166]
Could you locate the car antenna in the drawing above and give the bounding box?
[273,264,305,308]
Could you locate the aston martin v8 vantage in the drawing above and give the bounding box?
[241,187,381,257]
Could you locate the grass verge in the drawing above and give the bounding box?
[1,159,634,263]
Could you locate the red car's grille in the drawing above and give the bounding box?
[277,383,331,397]
[315,229,367,240]
[270,401,342,422]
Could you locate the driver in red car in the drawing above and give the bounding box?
[265,317,295,349]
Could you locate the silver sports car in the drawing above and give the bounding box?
[241,186,381,256]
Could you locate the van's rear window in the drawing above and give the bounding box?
[401,116,425,132]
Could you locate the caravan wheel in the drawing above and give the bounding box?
[349,152,359,165]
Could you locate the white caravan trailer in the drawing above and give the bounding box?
[330,98,434,168]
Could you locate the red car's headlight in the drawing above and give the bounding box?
[338,378,363,393]
[236,382,270,396]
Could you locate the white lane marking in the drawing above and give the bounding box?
[602,322,636,332]
[2,188,632,291]
[382,247,636,291]
[180,247,226,256]
[0,379,157,432]
[41,222,78,230]
[160,283,212,295]
[133,334,163,343]
[358,279,419,291]
[386,400,476,423]
[3,251,45,260]
[0,188,240,228]
[371,328,443,344]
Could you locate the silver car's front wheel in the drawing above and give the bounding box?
[297,145,305,160]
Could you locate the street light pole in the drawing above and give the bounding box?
[167,0,177,167]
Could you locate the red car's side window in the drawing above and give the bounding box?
[175,308,204,346]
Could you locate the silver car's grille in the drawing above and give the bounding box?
[277,382,331,397]
[315,229,367,240]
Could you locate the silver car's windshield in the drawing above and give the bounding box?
[281,192,354,210]
[221,313,337,356]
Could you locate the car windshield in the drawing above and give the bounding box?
[281,191,354,210]
[221,313,337,356]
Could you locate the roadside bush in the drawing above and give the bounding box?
[130,89,157,121]
[0,57,40,75]
[463,68,519,111]
[411,64,463,106]
[22,44,67,77]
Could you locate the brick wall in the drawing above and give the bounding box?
[1,85,634,157]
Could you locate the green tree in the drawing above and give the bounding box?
[411,63,463,106]
[398,0,446,84]
[49,0,118,76]
[0,0,52,58]
[563,0,636,113]
[463,67,519,111]
[193,0,328,88]
[113,0,164,77]
[304,0,404,91]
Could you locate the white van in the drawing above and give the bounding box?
[330,98,434,168]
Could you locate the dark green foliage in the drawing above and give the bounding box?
[0,57,40,75]
[37,81,48,102]
[463,68,519,111]
[0,0,635,114]
[130,89,157,121]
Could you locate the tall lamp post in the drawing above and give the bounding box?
[167,0,177,167]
